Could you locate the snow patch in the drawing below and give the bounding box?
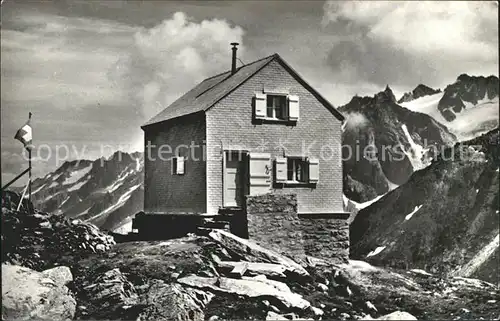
[475,189,479,193]
[345,194,385,211]
[59,196,69,207]
[450,232,499,278]
[401,124,430,171]
[345,260,378,272]
[49,181,59,188]
[405,205,423,221]
[400,93,499,141]
[85,183,141,222]
[342,194,349,208]
[135,158,141,171]
[409,269,432,276]
[113,219,133,234]
[67,179,88,192]
[63,164,92,185]
[74,206,93,218]
[366,246,386,258]
[106,169,130,193]
[386,178,399,191]
[32,184,46,195]
[40,193,56,203]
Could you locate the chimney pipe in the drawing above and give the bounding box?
[231,42,239,75]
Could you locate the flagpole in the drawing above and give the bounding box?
[28,112,32,209]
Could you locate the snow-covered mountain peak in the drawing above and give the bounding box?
[22,151,144,233]
[438,74,499,122]
[400,75,499,141]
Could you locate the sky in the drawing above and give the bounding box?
[1,0,498,185]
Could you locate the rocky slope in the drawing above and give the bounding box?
[350,129,499,285]
[2,197,499,321]
[2,190,116,271]
[398,84,441,104]
[338,86,456,197]
[15,151,144,233]
[401,75,499,141]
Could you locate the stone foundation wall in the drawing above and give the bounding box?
[245,193,297,214]
[299,214,350,264]
[247,212,305,258]
[245,193,349,263]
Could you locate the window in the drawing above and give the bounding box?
[275,156,318,185]
[266,95,287,120]
[172,156,185,175]
[254,93,299,122]
[286,158,309,183]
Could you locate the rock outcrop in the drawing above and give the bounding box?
[398,84,441,104]
[78,268,138,319]
[178,275,311,310]
[208,229,309,278]
[138,280,213,321]
[377,311,417,320]
[438,74,499,121]
[2,264,76,320]
[2,192,115,271]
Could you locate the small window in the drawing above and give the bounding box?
[286,157,309,183]
[266,95,287,120]
[172,156,185,175]
[172,157,177,174]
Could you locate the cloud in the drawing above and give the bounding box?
[1,10,246,183]
[110,12,245,120]
[322,1,498,88]
[344,112,369,130]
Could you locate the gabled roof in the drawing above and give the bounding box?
[142,53,344,128]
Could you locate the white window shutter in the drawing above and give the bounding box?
[254,93,267,119]
[176,156,185,175]
[309,157,319,183]
[249,152,271,195]
[288,95,299,121]
[275,157,287,183]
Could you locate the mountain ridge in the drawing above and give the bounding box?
[398,84,442,104]
[350,128,499,284]
[339,86,456,197]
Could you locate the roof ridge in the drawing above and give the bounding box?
[202,53,278,82]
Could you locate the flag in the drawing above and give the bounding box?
[14,118,33,150]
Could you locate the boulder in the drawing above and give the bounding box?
[41,266,73,286]
[2,264,76,320]
[266,311,289,320]
[79,268,138,318]
[208,230,309,277]
[377,311,417,320]
[178,275,310,310]
[217,261,287,279]
[138,280,213,321]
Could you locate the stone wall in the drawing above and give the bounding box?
[247,212,305,258]
[246,193,303,257]
[246,193,297,214]
[245,193,349,263]
[299,214,350,264]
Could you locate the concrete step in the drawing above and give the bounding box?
[202,221,230,229]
